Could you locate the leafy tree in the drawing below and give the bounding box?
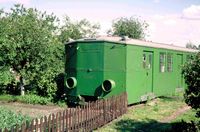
[59,16,100,43]
[110,17,148,39]
[182,52,200,117]
[0,4,64,97]
[186,42,198,50]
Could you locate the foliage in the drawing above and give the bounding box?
[172,109,200,132]
[0,94,52,105]
[110,17,148,39]
[171,120,199,132]
[0,106,31,129]
[0,68,14,87]
[59,16,100,43]
[96,96,186,132]
[16,94,52,105]
[186,41,199,50]
[182,52,200,117]
[0,4,102,99]
[0,94,16,102]
[0,4,64,97]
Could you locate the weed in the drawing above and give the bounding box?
[0,107,31,130]
[16,94,52,105]
[95,95,192,132]
[0,94,52,105]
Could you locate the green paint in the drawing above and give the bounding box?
[65,40,194,104]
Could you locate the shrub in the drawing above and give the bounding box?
[0,107,31,129]
[0,94,52,105]
[16,94,52,105]
[171,120,199,132]
[182,52,200,117]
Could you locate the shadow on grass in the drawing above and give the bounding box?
[114,119,171,132]
[114,119,198,132]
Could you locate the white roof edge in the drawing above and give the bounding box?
[67,36,198,53]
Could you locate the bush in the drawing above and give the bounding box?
[171,120,199,132]
[0,94,52,105]
[0,107,31,129]
[16,94,52,105]
[182,52,200,117]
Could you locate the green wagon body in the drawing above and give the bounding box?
[65,36,197,104]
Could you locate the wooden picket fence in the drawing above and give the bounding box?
[0,93,127,132]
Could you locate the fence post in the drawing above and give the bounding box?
[48,114,51,132]
[0,92,128,132]
[55,112,58,132]
[52,113,55,132]
[39,117,43,132]
[65,109,68,131]
[4,128,8,132]
[62,110,65,132]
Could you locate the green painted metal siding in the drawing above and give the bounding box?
[65,42,104,97]
[65,41,126,98]
[126,44,191,104]
[65,43,78,96]
[76,42,104,97]
[103,42,126,98]
[65,40,194,104]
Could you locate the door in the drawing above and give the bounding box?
[78,44,103,96]
[143,51,153,93]
[177,54,183,88]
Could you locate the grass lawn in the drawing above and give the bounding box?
[95,94,199,132]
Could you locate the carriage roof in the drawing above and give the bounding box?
[66,36,198,53]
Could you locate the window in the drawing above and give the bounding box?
[160,53,166,72]
[143,54,146,68]
[167,53,173,72]
[148,54,152,69]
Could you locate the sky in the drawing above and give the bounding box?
[0,0,200,47]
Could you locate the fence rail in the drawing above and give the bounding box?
[0,93,127,132]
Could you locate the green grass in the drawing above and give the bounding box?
[173,109,199,123]
[0,94,16,102]
[0,106,31,130]
[0,94,52,105]
[95,95,197,132]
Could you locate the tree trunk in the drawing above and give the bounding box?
[20,76,25,96]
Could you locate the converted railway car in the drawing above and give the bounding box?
[65,36,197,104]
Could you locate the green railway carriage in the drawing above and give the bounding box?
[65,36,197,104]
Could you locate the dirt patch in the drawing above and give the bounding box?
[160,105,191,123]
[0,101,67,118]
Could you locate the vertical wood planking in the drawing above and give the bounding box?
[35,118,39,132]
[55,113,58,132]
[66,109,68,131]
[48,115,51,132]
[62,110,65,132]
[52,113,55,132]
[40,117,43,132]
[21,123,25,132]
[44,116,47,132]
[59,112,61,132]
[0,93,128,132]
[3,128,8,132]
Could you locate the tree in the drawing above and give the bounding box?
[59,16,100,43]
[182,52,200,117]
[110,17,148,39]
[0,10,14,88]
[186,42,198,50]
[0,4,63,97]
